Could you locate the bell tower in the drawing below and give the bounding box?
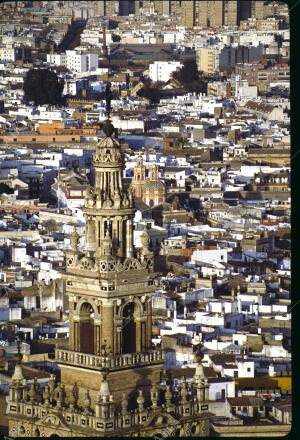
[131,155,146,198]
[6,84,214,438]
[56,100,164,405]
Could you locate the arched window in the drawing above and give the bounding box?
[79,302,95,354]
[122,302,139,354]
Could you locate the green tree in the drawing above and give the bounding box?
[23,69,64,106]
[138,86,161,104]
[172,59,199,84]
[174,136,191,148]
[172,60,207,94]
[0,183,14,195]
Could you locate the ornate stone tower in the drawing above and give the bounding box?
[6,103,214,436]
[56,117,164,405]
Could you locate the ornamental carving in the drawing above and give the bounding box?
[79,256,95,271]
[84,185,96,208]
[96,256,151,273]
[70,226,80,253]
[67,256,74,267]
[123,257,142,271]
[94,146,123,164]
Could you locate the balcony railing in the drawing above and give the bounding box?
[55,347,165,370]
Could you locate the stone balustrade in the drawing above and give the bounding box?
[8,386,210,437]
[55,348,165,370]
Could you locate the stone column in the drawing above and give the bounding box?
[74,319,79,351]
[126,219,133,257]
[135,318,141,353]
[146,300,152,349]
[86,218,96,254]
[94,321,101,355]
[117,217,123,257]
[101,299,114,353]
[95,219,101,257]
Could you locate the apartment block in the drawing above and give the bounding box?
[197,47,219,74]
[47,50,98,73]
[149,61,183,82]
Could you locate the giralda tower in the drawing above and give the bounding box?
[6,88,213,437]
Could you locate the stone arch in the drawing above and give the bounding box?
[121,301,139,354]
[79,301,95,354]
[76,296,100,318]
[119,297,143,318]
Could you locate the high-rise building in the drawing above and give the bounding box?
[210,1,223,27]
[105,0,119,16]
[6,117,213,437]
[94,0,105,16]
[141,0,156,14]
[158,0,170,15]
[181,0,252,27]
[181,0,195,26]
[224,0,238,26]
[251,0,265,19]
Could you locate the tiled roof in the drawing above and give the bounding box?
[227,396,264,407]
[244,101,276,114]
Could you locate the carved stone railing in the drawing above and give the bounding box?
[55,348,165,370]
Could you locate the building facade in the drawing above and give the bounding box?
[196,47,219,75]
[149,61,183,83]
[47,50,98,73]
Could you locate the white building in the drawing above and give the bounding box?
[191,248,229,265]
[0,46,16,62]
[208,378,235,400]
[47,50,98,72]
[149,61,183,83]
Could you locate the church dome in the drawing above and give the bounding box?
[143,180,165,192]
[96,135,120,149]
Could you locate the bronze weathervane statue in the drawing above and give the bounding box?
[105,81,112,118]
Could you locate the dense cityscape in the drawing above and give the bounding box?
[0,0,291,437]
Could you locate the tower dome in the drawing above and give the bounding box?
[142,166,166,207]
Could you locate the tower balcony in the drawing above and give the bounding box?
[55,347,165,371]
